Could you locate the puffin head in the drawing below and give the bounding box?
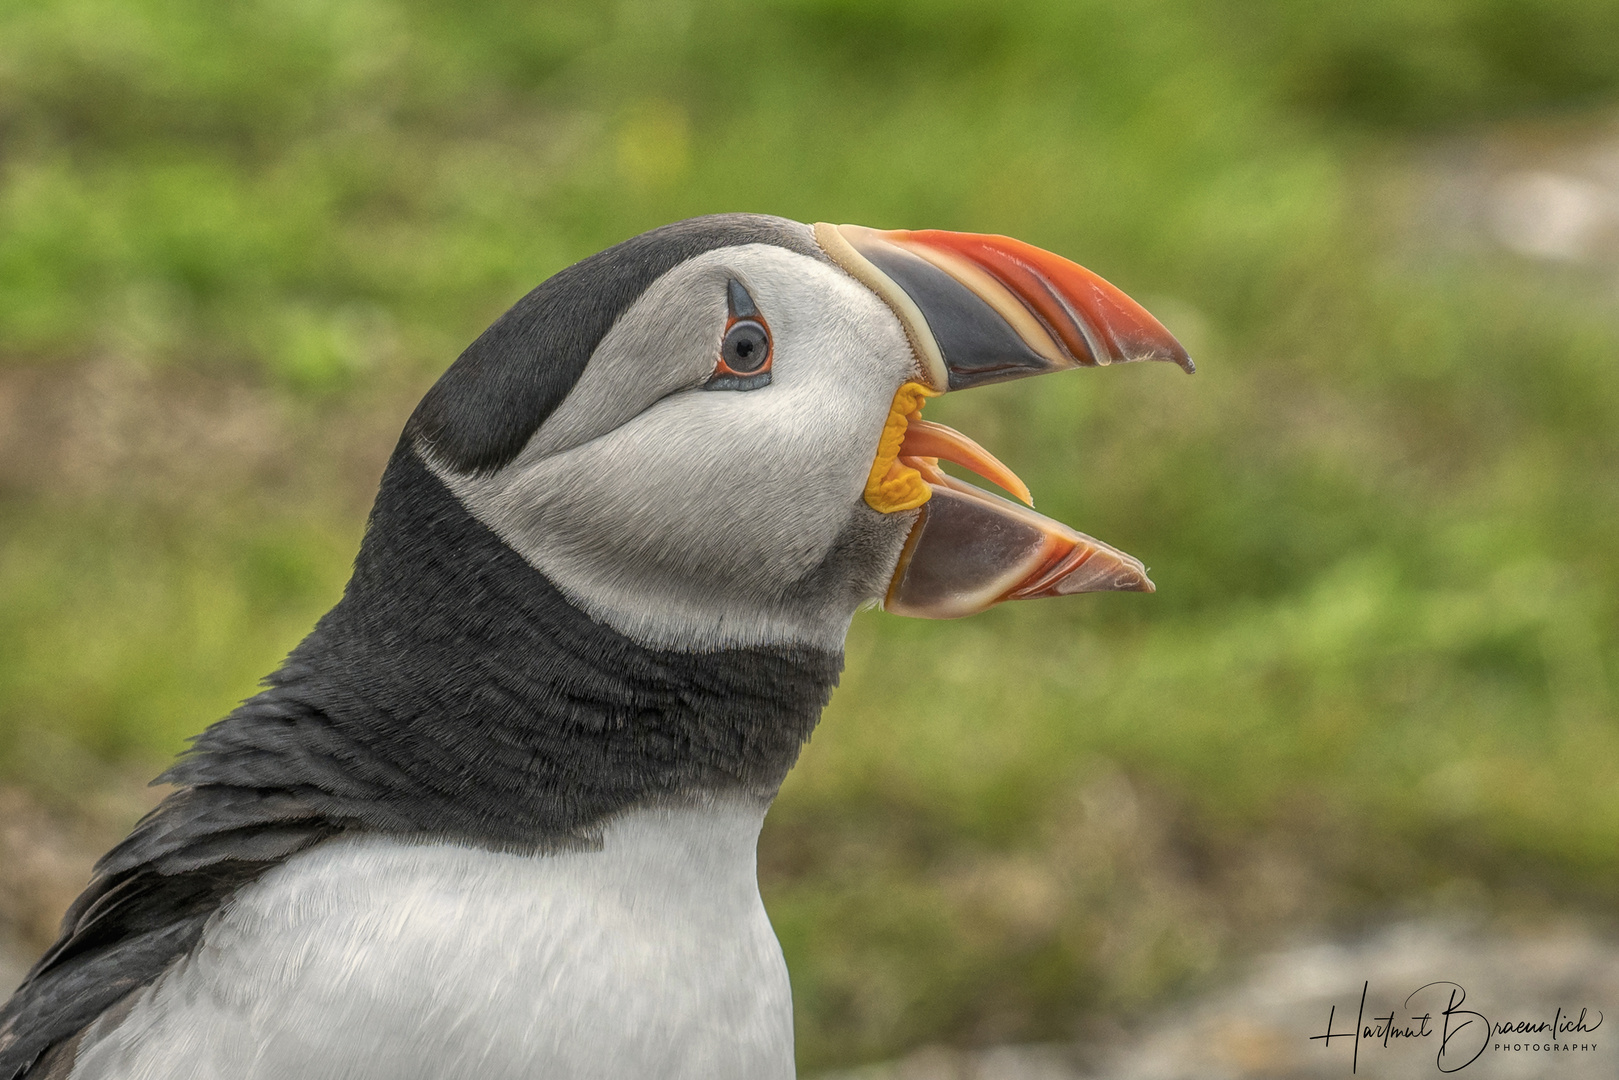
[402,213,1190,655]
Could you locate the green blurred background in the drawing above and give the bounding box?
[2,0,1617,1069]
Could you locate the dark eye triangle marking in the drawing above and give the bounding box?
[727,277,760,319]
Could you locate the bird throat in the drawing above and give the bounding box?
[169,443,845,849]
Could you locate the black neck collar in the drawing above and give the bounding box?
[167,442,843,847]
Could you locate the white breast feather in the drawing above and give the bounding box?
[68,799,794,1080]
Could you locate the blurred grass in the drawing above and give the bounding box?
[2,0,1617,1069]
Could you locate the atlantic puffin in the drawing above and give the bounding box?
[0,214,1190,1080]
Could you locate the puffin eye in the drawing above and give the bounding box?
[722,320,769,373]
[706,317,773,391]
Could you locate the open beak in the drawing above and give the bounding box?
[815,222,1192,619]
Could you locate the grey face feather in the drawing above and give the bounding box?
[433,241,921,652]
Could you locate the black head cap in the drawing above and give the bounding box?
[406,213,823,476]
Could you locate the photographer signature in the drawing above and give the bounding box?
[1310,981,1601,1073]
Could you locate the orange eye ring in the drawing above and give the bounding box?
[707,278,773,391]
[713,315,772,378]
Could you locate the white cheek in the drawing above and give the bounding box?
[508,385,869,593]
[440,244,918,651]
